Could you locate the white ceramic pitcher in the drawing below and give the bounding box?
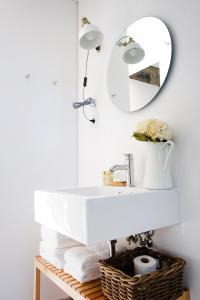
[143,141,175,189]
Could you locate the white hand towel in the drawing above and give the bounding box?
[63,239,131,282]
[41,226,82,248]
[64,241,127,271]
[39,241,65,269]
[42,237,81,249]
[40,241,68,257]
[64,245,107,272]
[63,245,105,282]
[64,264,100,283]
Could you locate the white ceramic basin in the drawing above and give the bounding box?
[34,186,180,244]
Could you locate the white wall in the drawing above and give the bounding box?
[0,0,77,299]
[78,0,200,299]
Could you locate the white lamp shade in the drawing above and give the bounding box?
[123,41,145,64]
[79,23,103,49]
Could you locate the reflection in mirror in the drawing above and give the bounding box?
[107,17,172,112]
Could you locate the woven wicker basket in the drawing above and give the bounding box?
[98,247,185,300]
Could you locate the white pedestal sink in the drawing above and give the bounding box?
[34,186,180,245]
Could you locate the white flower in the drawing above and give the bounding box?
[146,119,164,140]
[134,118,173,142]
[135,120,148,134]
[156,125,173,141]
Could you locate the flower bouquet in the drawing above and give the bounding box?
[133,118,173,142]
[133,118,174,189]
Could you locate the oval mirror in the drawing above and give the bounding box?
[107,17,172,112]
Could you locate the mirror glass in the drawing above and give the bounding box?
[107,17,172,112]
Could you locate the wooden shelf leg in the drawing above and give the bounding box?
[34,263,41,300]
[182,290,190,300]
[177,290,190,300]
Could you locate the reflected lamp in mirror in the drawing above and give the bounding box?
[117,36,145,64]
[79,17,103,50]
[107,17,172,112]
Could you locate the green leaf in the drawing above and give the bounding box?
[132,132,151,142]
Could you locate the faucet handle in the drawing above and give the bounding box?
[124,153,135,187]
[124,153,133,160]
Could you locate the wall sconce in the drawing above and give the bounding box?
[79,17,103,50]
[73,17,103,124]
[117,36,145,64]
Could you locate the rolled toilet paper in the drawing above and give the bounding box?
[133,255,157,275]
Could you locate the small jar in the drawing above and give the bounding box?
[102,171,113,186]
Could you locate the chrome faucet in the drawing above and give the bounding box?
[110,154,135,187]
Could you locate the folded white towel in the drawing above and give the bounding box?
[40,241,68,257]
[39,241,65,269]
[64,245,106,272]
[41,226,82,249]
[64,241,127,270]
[64,264,100,283]
[63,240,129,283]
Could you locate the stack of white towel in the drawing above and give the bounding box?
[63,242,128,283]
[39,226,130,283]
[39,226,82,269]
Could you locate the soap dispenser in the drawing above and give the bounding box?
[102,171,113,186]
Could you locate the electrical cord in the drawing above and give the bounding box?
[72,50,96,124]
[82,104,95,123]
[72,97,96,109]
[82,50,90,100]
[82,50,96,123]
